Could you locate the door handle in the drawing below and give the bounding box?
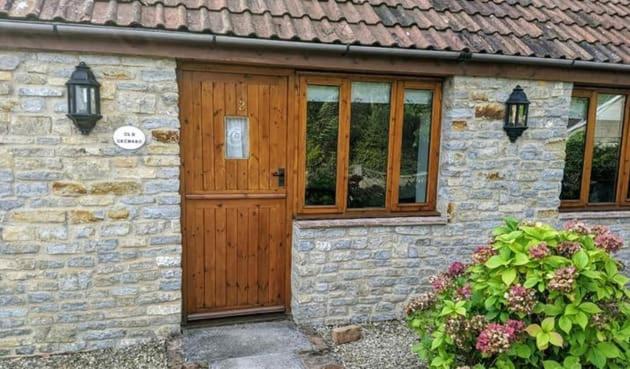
[272,168,285,187]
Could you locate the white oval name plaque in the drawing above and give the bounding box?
[113,126,146,150]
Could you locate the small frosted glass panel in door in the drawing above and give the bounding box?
[347,82,391,209]
[399,89,433,204]
[589,94,626,203]
[225,116,249,159]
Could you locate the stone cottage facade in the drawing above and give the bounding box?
[1,0,629,359]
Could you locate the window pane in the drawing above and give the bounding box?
[75,85,89,114]
[347,82,391,208]
[305,85,339,206]
[399,89,433,204]
[225,116,249,159]
[589,94,625,203]
[560,97,589,200]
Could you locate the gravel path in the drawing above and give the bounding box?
[0,341,169,369]
[316,321,423,369]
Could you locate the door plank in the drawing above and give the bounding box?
[259,84,271,190]
[212,81,226,191]
[236,80,249,191]
[247,206,259,305]
[226,207,238,307]
[237,206,249,305]
[190,206,205,310]
[203,207,216,308]
[248,83,260,190]
[214,206,227,307]
[257,206,270,305]
[201,81,215,191]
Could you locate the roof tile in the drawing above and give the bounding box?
[1,0,628,64]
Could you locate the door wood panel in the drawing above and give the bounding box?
[180,69,290,319]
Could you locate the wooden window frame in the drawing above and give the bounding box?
[560,88,630,211]
[296,74,442,218]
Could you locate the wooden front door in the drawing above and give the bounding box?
[179,67,290,320]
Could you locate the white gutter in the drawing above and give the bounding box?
[1,19,629,73]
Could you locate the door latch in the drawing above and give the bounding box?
[272,168,285,187]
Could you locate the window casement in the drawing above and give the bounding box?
[296,75,442,217]
[560,88,630,211]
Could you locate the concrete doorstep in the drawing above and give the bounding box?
[179,320,342,369]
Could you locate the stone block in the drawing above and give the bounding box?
[10,210,65,223]
[68,210,103,224]
[151,129,179,143]
[331,325,362,345]
[10,115,51,134]
[89,181,141,195]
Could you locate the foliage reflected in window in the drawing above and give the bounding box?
[561,90,630,210]
[589,94,625,203]
[305,85,339,206]
[347,82,391,208]
[560,97,588,200]
[399,89,433,204]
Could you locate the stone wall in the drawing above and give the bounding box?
[291,76,581,325]
[0,50,181,356]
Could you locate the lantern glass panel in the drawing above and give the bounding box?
[90,87,97,114]
[517,104,528,127]
[508,104,517,126]
[74,85,90,114]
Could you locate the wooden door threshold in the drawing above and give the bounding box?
[187,305,286,322]
[185,310,288,329]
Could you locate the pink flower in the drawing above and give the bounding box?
[549,266,577,293]
[594,230,623,253]
[564,220,590,234]
[448,261,466,277]
[455,284,472,300]
[472,245,496,264]
[557,241,581,257]
[429,273,452,293]
[529,242,550,260]
[505,284,536,314]
[475,321,524,355]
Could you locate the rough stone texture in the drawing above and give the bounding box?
[291,76,581,325]
[0,50,181,357]
[331,325,361,345]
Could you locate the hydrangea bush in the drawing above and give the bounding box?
[406,218,630,369]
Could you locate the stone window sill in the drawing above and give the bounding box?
[293,215,448,229]
[558,210,630,221]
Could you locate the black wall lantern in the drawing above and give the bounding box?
[503,85,530,142]
[66,62,101,135]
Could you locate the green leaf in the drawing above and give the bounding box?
[502,268,517,286]
[559,315,573,334]
[541,317,555,332]
[604,260,618,276]
[512,343,531,359]
[486,255,506,269]
[596,342,621,358]
[524,276,539,288]
[563,356,582,369]
[572,250,589,270]
[544,303,563,316]
[526,324,542,337]
[587,348,607,369]
[513,252,530,266]
[549,332,564,347]
[542,360,563,369]
[565,304,579,316]
[579,302,602,314]
[537,332,550,350]
[613,274,630,286]
[575,311,588,330]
